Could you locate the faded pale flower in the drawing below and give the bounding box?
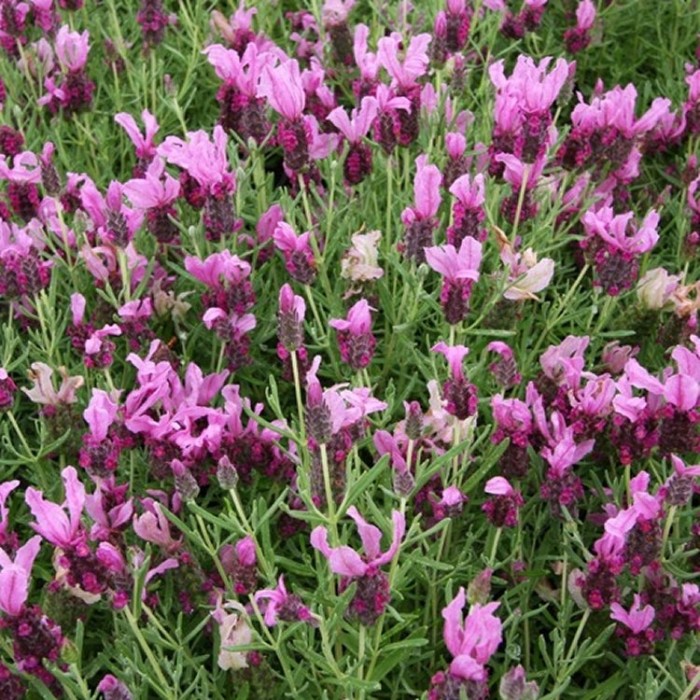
[341,230,384,282]
[152,279,193,321]
[636,267,682,310]
[22,362,84,405]
[212,600,252,670]
[503,249,555,301]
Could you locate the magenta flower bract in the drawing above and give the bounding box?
[25,466,85,548]
[442,587,502,681]
[329,299,376,370]
[0,535,42,616]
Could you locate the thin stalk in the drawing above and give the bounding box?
[510,165,530,245]
[122,606,173,695]
[385,156,393,254]
[357,624,366,681]
[320,442,337,531]
[194,512,231,593]
[661,505,677,558]
[488,527,502,567]
[304,285,326,341]
[290,349,307,445]
[249,597,301,694]
[557,607,591,684]
[6,411,36,462]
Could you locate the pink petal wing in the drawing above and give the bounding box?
[346,506,382,560]
[442,587,466,656]
[0,566,28,616]
[328,546,367,577]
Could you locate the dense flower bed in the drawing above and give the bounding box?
[0,0,698,697]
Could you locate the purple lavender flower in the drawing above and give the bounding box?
[311,507,405,625]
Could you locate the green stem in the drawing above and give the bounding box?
[194,513,231,592]
[357,624,366,681]
[6,411,36,462]
[510,164,530,246]
[122,606,173,695]
[557,608,591,683]
[320,443,337,532]
[661,505,677,558]
[290,349,307,445]
[488,527,502,567]
[249,598,300,693]
[384,156,393,254]
[304,285,325,341]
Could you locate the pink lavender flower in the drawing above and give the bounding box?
[430,485,467,524]
[374,429,415,495]
[327,96,378,185]
[220,536,258,595]
[158,126,238,240]
[401,155,442,263]
[0,150,43,221]
[97,675,133,700]
[273,221,317,284]
[0,125,24,157]
[84,476,133,543]
[133,500,181,554]
[538,417,594,518]
[123,159,180,244]
[0,368,17,411]
[440,0,471,55]
[482,477,524,528]
[322,0,356,65]
[0,534,63,692]
[25,466,85,548]
[564,0,596,53]
[185,250,253,305]
[204,42,273,143]
[495,152,546,223]
[433,342,478,419]
[277,283,306,353]
[610,594,657,656]
[425,238,482,324]
[486,341,521,388]
[38,26,94,115]
[446,173,487,246]
[664,454,700,506]
[377,32,431,92]
[210,2,265,54]
[329,299,376,370]
[372,83,411,154]
[311,507,405,625]
[558,85,670,176]
[0,222,52,299]
[259,59,306,122]
[137,0,175,49]
[115,110,160,176]
[54,26,89,72]
[581,206,659,295]
[80,178,144,247]
[0,535,42,616]
[684,67,700,136]
[377,32,431,146]
[253,575,315,626]
[258,59,314,172]
[489,55,571,166]
[428,587,502,699]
